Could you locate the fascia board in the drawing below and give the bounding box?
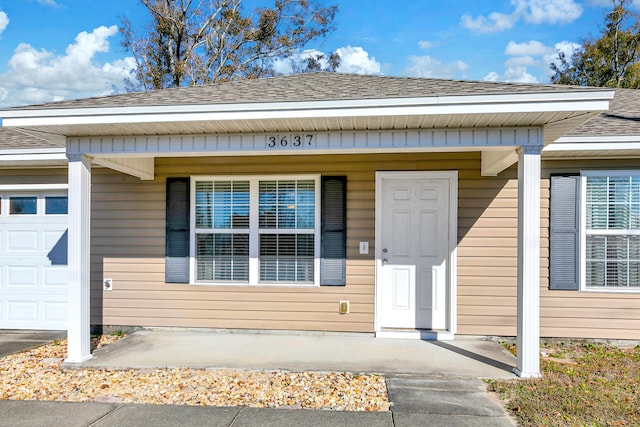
[0,147,65,155]
[553,135,640,144]
[545,140,640,152]
[0,90,614,127]
[0,98,613,128]
[0,151,67,162]
[0,183,68,190]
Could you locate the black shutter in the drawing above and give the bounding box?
[549,175,580,290]
[166,177,190,283]
[321,176,346,286]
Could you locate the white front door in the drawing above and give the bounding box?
[376,172,455,331]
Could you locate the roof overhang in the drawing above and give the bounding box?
[0,90,615,144]
[0,147,67,167]
[544,135,640,159]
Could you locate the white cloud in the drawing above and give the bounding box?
[417,40,436,50]
[483,71,499,82]
[504,66,538,83]
[544,40,581,78]
[36,0,59,6]
[484,66,538,83]
[505,55,538,67]
[504,40,551,56]
[0,25,135,107]
[461,11,517,33]
[335,46,381,75]
[273,49,319,74]
[485,38,578,83]
[405,55,469,79]
[0,11,9,36]
[273,46,382,76]
[461,0,582,33]
[498,39,581,82]
[523,0,582,24]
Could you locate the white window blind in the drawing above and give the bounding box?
[258,180,315,284]
[195,180,250,282]
[193,176,319,285]
[585,175,640,288]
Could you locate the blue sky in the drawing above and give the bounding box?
[0,0,622,106]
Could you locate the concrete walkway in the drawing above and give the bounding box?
[79,329,517,378]
[0,391,516,426]
[0,329,65,357]
[1,329,518,426]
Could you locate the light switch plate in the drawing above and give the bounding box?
[359,242,369,254]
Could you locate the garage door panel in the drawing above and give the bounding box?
[46,230,67,265]
[43,301,67,324]
[44,266,67,288]
[7,266,38,287]
[8,231,39,251]
[0,191,68,330]
[7,300,38,323]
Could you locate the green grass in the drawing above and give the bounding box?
[488,341,640,426]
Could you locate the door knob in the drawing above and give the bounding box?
[382,259,388,265]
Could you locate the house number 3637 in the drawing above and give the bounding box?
[266,134,314,148]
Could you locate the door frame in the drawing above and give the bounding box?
[374,171,458,339]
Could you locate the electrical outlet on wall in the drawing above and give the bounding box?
[103,278,113,291]
[339,300,350,314]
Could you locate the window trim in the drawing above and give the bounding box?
[580,170,640,293]
[189,174,321,287]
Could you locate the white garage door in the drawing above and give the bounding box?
[0,192,68,330]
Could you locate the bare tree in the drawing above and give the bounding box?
[121,0,338,90]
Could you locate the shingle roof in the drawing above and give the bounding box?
[567,88,640,137]
[0,127,60,150]
[5,72,605,111]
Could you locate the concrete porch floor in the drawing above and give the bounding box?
[77,329,517,379]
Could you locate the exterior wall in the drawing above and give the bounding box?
[95,151,512,333]
[0,168,67,185]
[91,153,640,340]
[456,167,520,336]
[540,159,640,340]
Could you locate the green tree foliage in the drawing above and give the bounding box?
[121,0,338,91]
[551,0,640,87]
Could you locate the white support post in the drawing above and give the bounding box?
[514,145,542,378]
[66,154,93,363]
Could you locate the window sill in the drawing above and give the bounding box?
[581,287,640,294]
[189,282,320,288]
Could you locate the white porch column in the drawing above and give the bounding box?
[66,154,92,363]
[515,145,542,378]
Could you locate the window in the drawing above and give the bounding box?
[584,174,640,289]
[9,196,37,215]
[192,176,320,285]
[45,196,68,214]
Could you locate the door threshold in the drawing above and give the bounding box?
[376,328,454,341]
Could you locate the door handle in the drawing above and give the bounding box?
[382,259,388,265]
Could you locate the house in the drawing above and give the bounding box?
[0,128,68,329]
[1,72,637,378]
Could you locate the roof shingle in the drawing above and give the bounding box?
[0,127,61,150]
[4,72,607,111]
[567,88,640,137]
